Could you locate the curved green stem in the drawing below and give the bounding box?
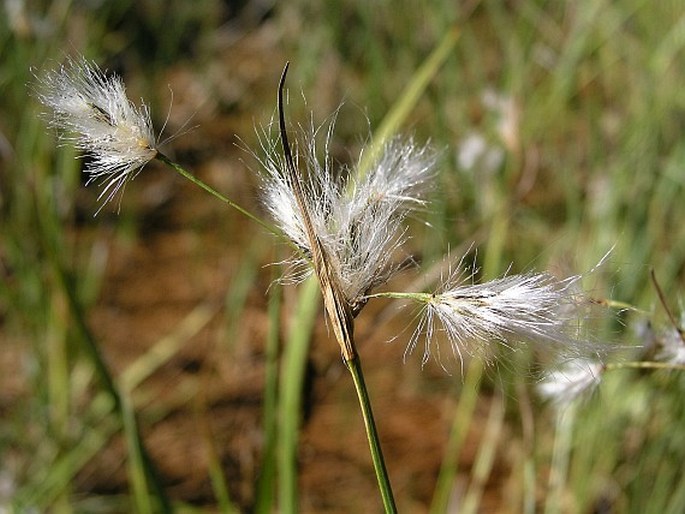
[345,355,397,514]
[155,152,286,241]
[365,290,433,303]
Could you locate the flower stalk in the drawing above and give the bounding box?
[346,355,398,513]
[154,152,284,240]
[277,63,397,511]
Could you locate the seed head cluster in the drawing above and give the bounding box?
[35,57,158,210]
[258,121,437,310]
[256,110,610,377]
[406,268,596,366]
[36,57,612,385]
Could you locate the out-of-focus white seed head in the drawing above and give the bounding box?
[650,313,685,365]
[257,117,437,309]
[35,57,158,211]
[657,329,685,365]
[406,263,603,367]
[537,358,604,406]
[456,132,504,175]
[634,310,685,366]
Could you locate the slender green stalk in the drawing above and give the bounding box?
[207,449,236,514]
[365,291,432,302]
[155,152,283,240]
[121,391,153,514]
[605,361,685,372]
[156,152,311,265]
[345,355,398,514]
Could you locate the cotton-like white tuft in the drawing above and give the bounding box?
[406,264,601,367]
[257,119,437,309]
[36,57,158,211]
[652,318,685,365]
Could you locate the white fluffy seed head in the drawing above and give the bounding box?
[328,137,437,303]
[643,313,685,366]
[657,331,685,365]
[537,358,604,406]
[35,57,158,211]
[256,118,437,308]
[406,264,604,368]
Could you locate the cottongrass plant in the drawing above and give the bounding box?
[257,65,618,511]
[361,248,613,378]
[37,56,635,512]
[257,116,437,315]
[35,57,276,233]
[35,57,159,211]
[393,268,600,368]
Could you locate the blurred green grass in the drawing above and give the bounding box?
[2,0,685,512]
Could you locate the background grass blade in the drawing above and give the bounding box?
[278,277,320,513]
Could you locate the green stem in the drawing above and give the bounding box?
[121,391,153,514]
[365,291,433,303]
[345,355,397,514]
[155,152,284,241]
[254,272,282,513]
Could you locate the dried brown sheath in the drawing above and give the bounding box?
[278,63,356,361]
